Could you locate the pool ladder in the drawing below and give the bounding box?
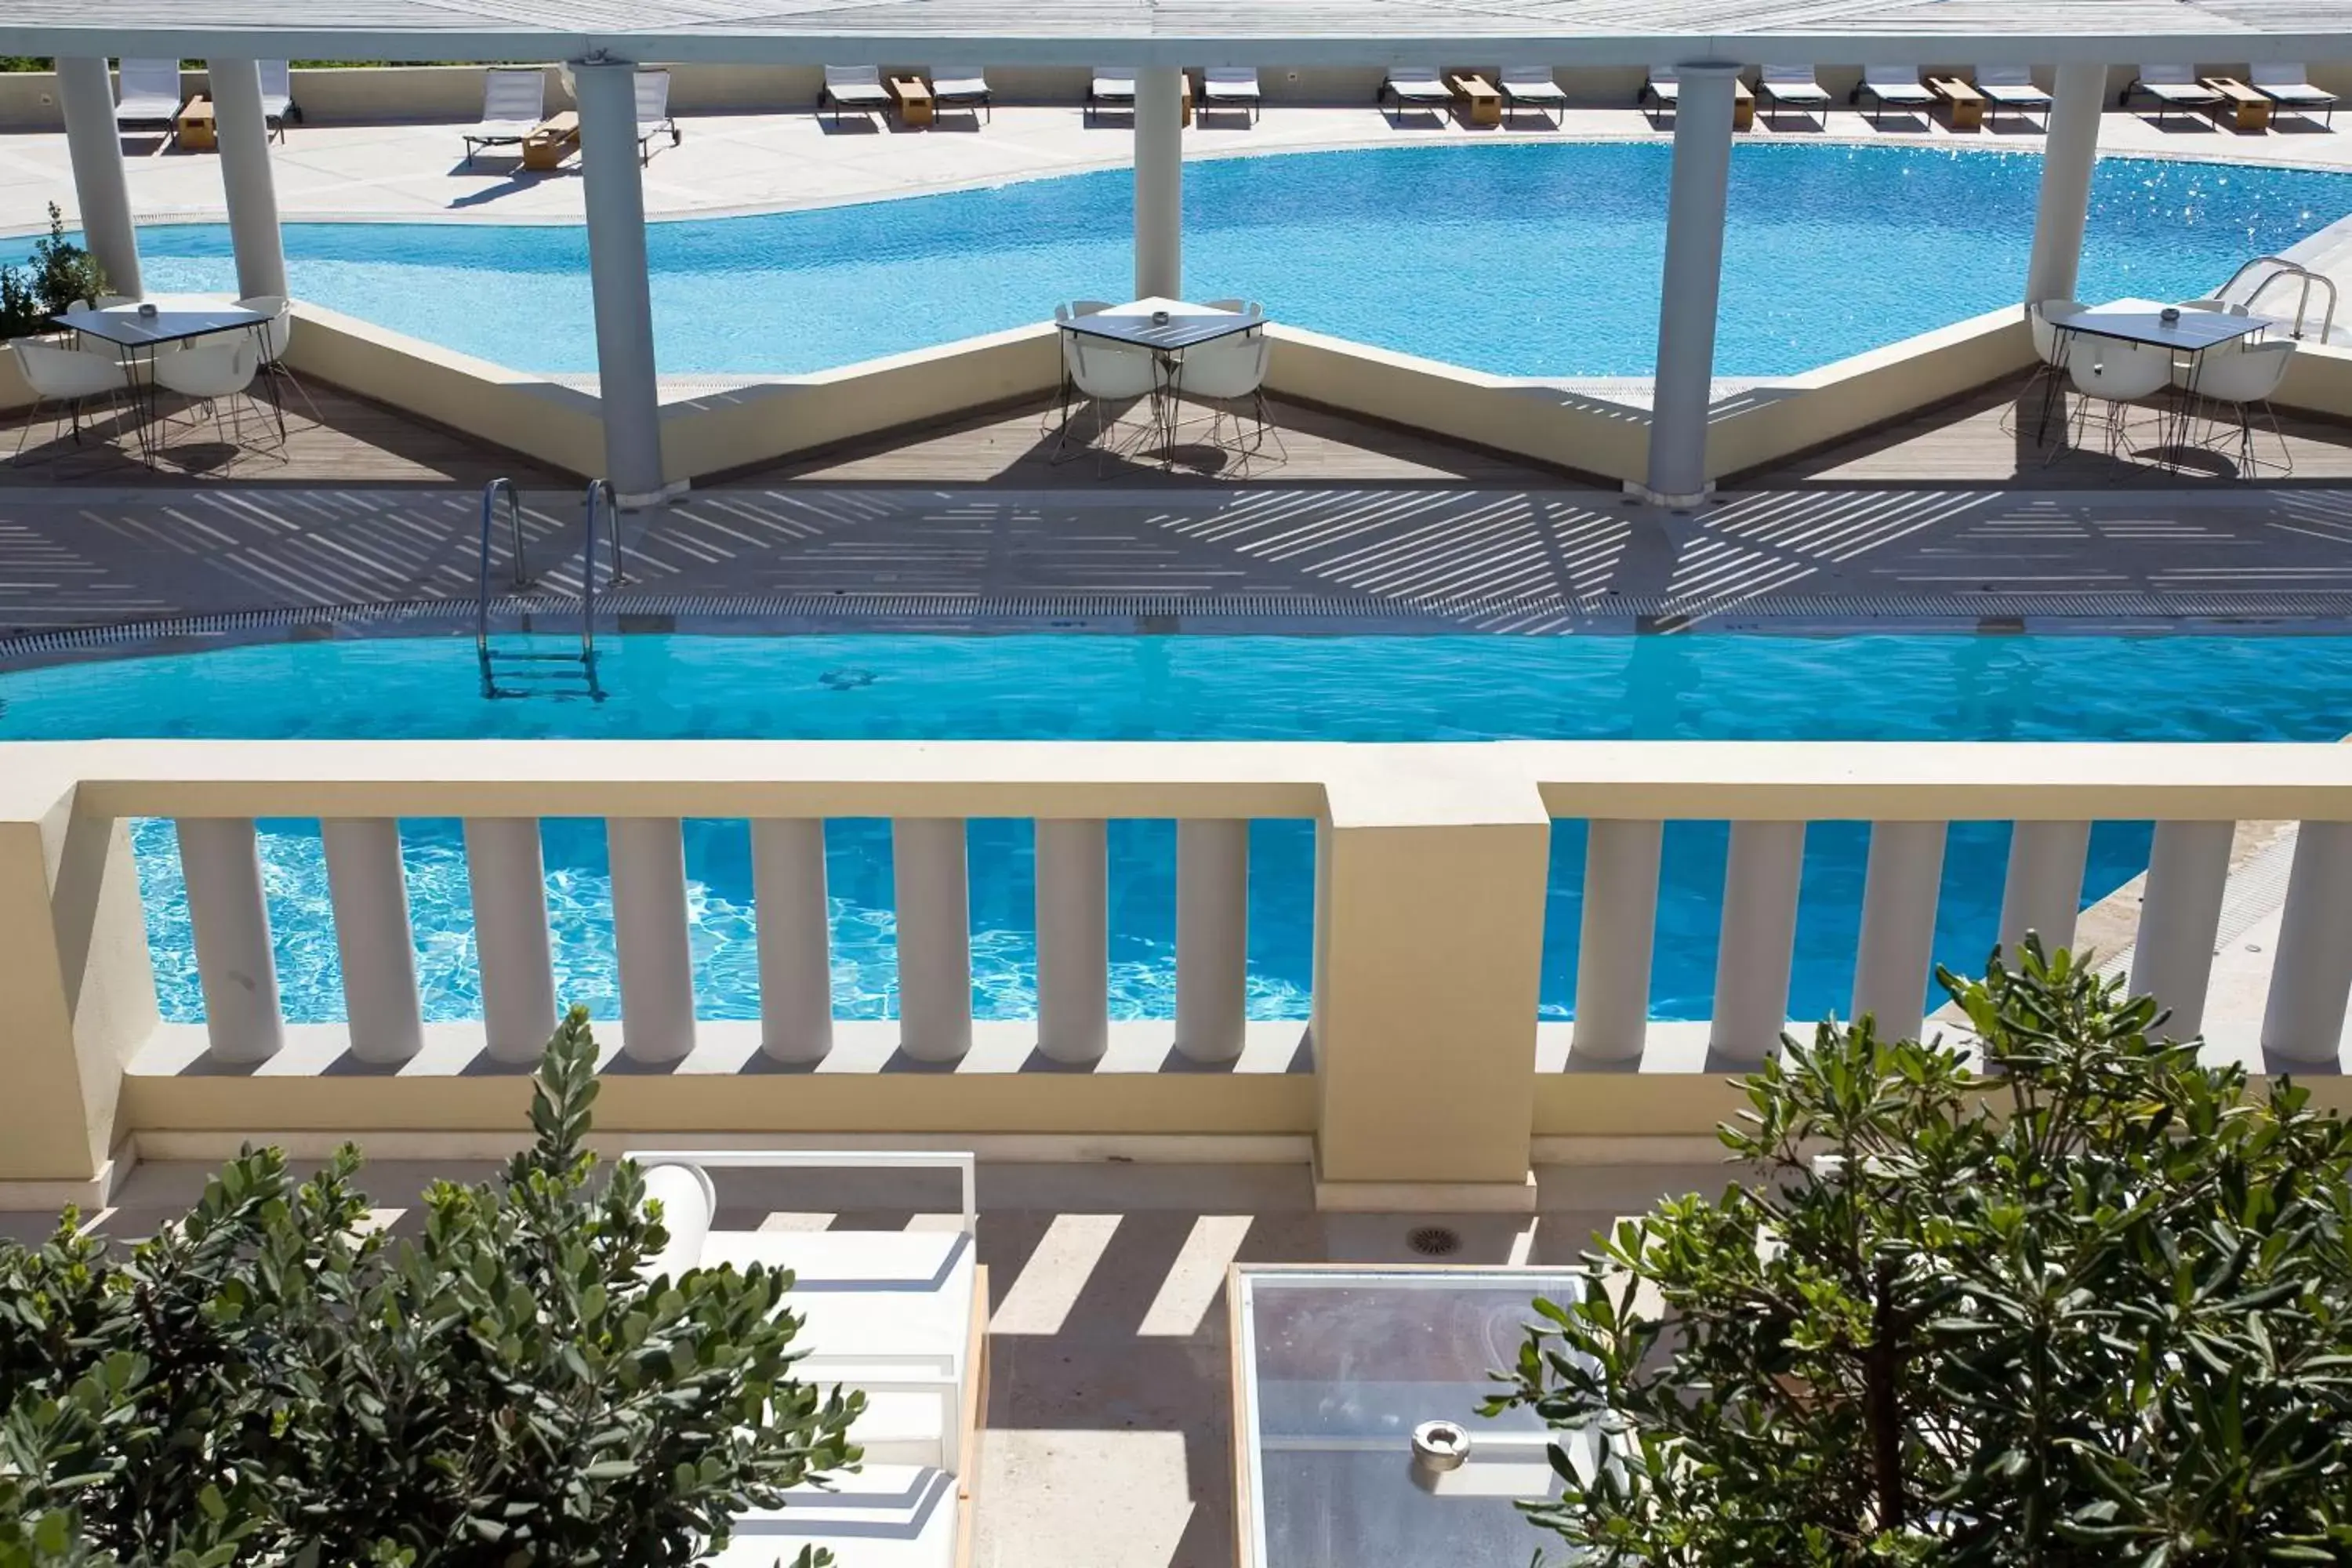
[474,477,629,700]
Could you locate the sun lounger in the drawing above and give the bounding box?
[1973,64,2051,129]
[114,59,183,129]
[256,60,296,139]
[2127,64,2223,125]
[2249,62,2337,127]
[1499,64,1567,127]
[1379,66,1453,120]
[1853,65,1935,127]
[929,66,992,123]
[1641,63,1685,118]
[821,65,893,126]
[1201,66,1261,123]
[1758,64,1831,128]
[633,69,681,160]
[461,68,546,163]
[1086,66,1136,124]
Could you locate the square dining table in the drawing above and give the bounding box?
[2045,297,2267,459]
[49,296,274,459]
[1058,296,1263,459]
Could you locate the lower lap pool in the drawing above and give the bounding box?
[116,143,2349,378]
[3,632,2349,1029]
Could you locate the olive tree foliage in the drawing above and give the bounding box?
[1486,939,2352,1566]
[0,1007,861,1567]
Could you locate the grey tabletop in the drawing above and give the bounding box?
[1061,311,1259,352]
[53,303,269,350]
[2056,306,2265,354]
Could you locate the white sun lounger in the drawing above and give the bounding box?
[1853,65,1935,126]
[634,69,681,160]
[256,60,296,139]
[821,65,894,125]
[2129,63,2223,125]
[2249,62,2337,127]
[1499,64,1568,126]
[114,59,183,128]
[461,68,546,163]
[1973,64,2052,129]
[1758,64,1831,127]
[632,1150,985,1568]
[929,66,992,123]
[1380,66,1452,119]
[1202,66,1262,123]
[1087,66,1136,123]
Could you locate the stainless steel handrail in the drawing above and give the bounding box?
[475,477,524,677]
[2217,255,2339,342]
[582,477,613,660]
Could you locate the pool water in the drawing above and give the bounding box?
[4,632,2348,1029]
[108,143,2348,378]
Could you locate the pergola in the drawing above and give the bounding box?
[5,0,2349,505]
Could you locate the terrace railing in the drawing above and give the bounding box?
[4,739,2350,1207]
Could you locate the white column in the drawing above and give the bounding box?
[1641,61,1740,509]
[321,818,422,1064]
[1998,820,2092,958]
[1036,819,1109,1064]
[573,60,666,508]
[2129,820,2233,1041]
[176,818,282,1062]
[1571,820,1664,1062]
[1851,821,1947,1043]
[1709,821,1805,1059]
[1134,66,1184,299]
[55,58,143,298]
[894,818,972,1062]
[1174,818,1249,1063]
[464,818,557,1063]
[2260,822,2352,1063]
[752,818,833,1063]
[2024,64,2107,307]
[208,58,287,302]
[608,817,696,1062]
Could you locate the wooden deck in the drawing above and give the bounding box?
[0,379,568,490]
[1744,370,2352,488]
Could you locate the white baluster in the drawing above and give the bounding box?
[1851,820,1946,1043]
[753,818,833,1063]
[1709,821,1805,1060]
[2129,820,2233,1042]
[894,818,972,1063]
[321,818,421,1064]
[1572,819,1663,1062]
[2261,822,2352,1063]
[1175,818,1248,1064]
[176,817,282,1063]
[1998,820,2092,958]
[463,817,557,1064]
[608,817,696,1062]
[1036,818,1109,1065]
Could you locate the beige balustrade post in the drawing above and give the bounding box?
[894,817,973,1063]
[1709,820,1806,1060]
[1851,820,1946,1044]
[1036,818,1109,1065]
[1998,819,2092,958]
[753,818,834,1063]
[608,816,697,1062]
[2129,820,2233,1042]
[1311,759,1549,1210]
[0,768,158,1198]
[1174,818,1249,1063]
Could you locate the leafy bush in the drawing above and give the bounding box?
[1487,939,2352,1566]
[0,1007,861,1566]
[0,205,107,342]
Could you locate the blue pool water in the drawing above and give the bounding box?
[101,143,2348,377]
[4,632,2350,1029]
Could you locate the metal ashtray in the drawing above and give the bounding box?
[2160,306,2181,325]
[136,302,158,318]
[1411,1419,1472,1472]
[1150,309,1170,325]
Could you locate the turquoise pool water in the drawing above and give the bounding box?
[103,143,2349,377]
[3,632,2348,1029]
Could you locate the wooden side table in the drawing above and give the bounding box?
[2202,78,2272,130]
[521,111,579,170]
[892,76,935,126]
[1930,77,1984,129]
[175,98,216,151]
[1450,73,1502,127]
[1733,80,1755,131]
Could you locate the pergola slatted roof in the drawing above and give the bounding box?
[3,0,2348,67]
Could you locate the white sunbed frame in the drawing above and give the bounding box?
[1973,64,2052,130]
[1757,64,1831,129]
[821,65,895,127]
[1498,64,1567,128]
[2127,64,2223,125]
[634,69,682,162]
[462,68,548,164]
[257,60,296,140]
[929,67,993,124]
[1200,66,1262,125]
[1379,66,1452,122]
[1852,65,1935,128]
[114,59,183,129]
[1086,67,1136,124]
[2249,62,2338,127]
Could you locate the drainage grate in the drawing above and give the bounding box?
[1406,1225,1463,1258]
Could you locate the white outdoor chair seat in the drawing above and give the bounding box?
[12,340,127,401]
[1860,67,1935,102]
[1499,67,1567,100]
[1645,66,1683,103]
[1383,67,1452,101]
[1091,68,1137,100]
[114,59,183,123]
[1203,66,1261,99]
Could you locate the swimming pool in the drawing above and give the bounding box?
[113,143,2348,378]
[5,632,2348,1029]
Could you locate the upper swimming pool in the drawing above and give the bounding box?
[5,632,2350,1032]
[116,143,2350,379]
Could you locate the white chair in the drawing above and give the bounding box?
[1052,299,1114,321]
[1201,66,1262,124]
[257,60,296,139]
[1087,67,1136,123]
[233,294,318,426]
[2189,339,2296,475]
[1759,64,1831,128]
[2180,297,2251,315]
[1055,334,1162,472]
[2249,62,2337,127]
[114,60,183,128]
[2129,64,2223,125]
[929,66,992,123]
[1853,65,1936,127]
[1973,64,2052,129]
[1380,67,1453,122]
[1499,65,1567,127]
[1173,332,1279,466]
[2008,298,2084,441]
[154,336,277,457]
[9,339,129,466]
[2063,336,2174,459]
[819,66,893,126]
[633,70,681,161]
[463,69,546,163]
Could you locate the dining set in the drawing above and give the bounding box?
[8,292,303,470]
[1050,296,1278,474]
[2026,295,2298,477]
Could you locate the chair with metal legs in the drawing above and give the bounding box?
[8,339,130,466]
[153,337,281,462]
[235,295,318,435]
[2058,336,2172,463]
[2186,339,2296,477]
[1168,328,1282,472]
[1051,333,1161,476]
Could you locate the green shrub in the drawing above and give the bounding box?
[1486,938,2352,1566]
[0,206,107,342]
[0,1007,862,1566]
